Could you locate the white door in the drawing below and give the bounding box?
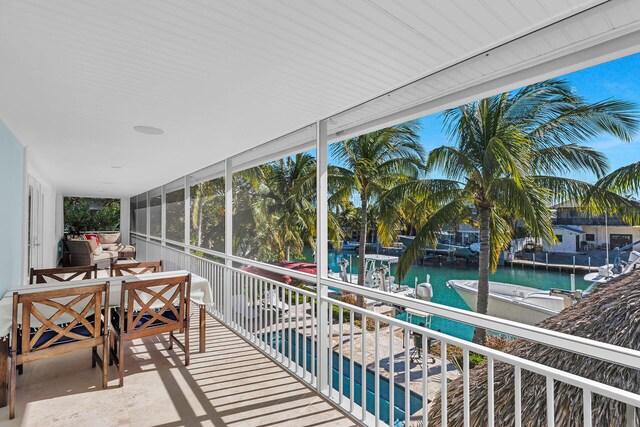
[27,175,44,272]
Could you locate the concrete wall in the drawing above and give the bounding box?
[544,229,580,253]
[582,225,640,251]
[0,119,25,293]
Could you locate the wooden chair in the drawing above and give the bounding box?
[29,265,97,284]
[111,261,163,277]
[109,274,191,387]
[9,283,110,419]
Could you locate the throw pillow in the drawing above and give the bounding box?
[98,232,121,244]
[85,234,100,245]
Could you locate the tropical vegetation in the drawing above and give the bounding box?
[392,79,640,343]
[64,197,121,231]
[330,121,426,306]
[185,79,640,344]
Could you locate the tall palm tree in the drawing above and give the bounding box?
[395,79,639,343]
[331,121,426,305]
[259,153,317,260]
[191,177,225,251]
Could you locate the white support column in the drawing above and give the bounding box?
[161,186,166,244]
[316,120,330,395]
[184,176,190,253]
[224,158,233,324]
[145,192,150,241]
[119,197,130,245]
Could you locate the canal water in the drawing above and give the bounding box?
[302,249,591,340]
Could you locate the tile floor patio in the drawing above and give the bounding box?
[0,309,355,427]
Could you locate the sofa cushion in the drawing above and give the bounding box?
[101,244,119,251]
[94,251,117,261]
[86,238,103,255]
[98,232,121,244]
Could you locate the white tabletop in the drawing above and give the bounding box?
[0,270,213,338]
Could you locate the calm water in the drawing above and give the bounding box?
[300,248,590,340]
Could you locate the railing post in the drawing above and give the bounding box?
[161,186,166,246]
[224,158,233,324]
[316,119,330,395]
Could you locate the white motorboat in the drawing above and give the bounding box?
[584,250,640,284]
[447,279,571,325]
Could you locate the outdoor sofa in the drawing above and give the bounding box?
[66,232,136,269]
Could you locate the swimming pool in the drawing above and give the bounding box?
[266,330,423,425]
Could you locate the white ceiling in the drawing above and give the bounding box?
[0,0,633,197]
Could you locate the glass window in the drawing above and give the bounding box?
[165,187,185,243]
[233,150,317,262]
[610,234,632,248]
[190,177,225,253]
[136,194,147,235]
[149,188,162,238]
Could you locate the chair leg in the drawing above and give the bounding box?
[102,335,109,389]
[9,352,16,420]
[168,331,174,350]
[184,320,190,367]
[92,346,97,368]
[109,333,114,366]
[118,335,124,388]
[17,364,22,375]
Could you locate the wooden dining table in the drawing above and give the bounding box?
[0,270,214,408]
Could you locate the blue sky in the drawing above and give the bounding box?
[416,52,640,183]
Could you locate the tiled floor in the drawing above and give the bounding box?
[0,311,355,427]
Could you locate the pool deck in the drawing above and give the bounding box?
[276,300,460,423]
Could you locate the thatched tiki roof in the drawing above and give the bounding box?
[429,270,640,426]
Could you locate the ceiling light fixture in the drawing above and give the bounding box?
[133,125,164,135]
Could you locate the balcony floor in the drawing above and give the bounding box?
[0,310,354,427]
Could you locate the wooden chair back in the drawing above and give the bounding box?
[111,261,163,277]
[118,274,190,341]
[29,265,97,284]
[11,283,109,364]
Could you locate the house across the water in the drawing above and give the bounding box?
[544,202,640,253]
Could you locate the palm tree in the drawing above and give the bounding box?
[191,178,225,251]
[395,79,639,343]
[259,153,317,260]
[330,121,426,306]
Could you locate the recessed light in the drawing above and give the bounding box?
[133,125,164,135]
[111,165,123,169]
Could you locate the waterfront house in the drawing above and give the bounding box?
[545,202,640,253]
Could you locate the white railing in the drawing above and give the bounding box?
[131,234,640,427]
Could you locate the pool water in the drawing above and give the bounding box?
[299,248,590,340]
[267,330,423,425]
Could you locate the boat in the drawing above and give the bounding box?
[328,254,411,294]
[584,247,640,284]
[399,234,479,259]
[339,240,359,251]
[446,279,574,325]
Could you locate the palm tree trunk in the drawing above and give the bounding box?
[196,199,204,247]
[473,206,491,344]
[357,194,368,308]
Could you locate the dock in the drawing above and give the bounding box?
[507,258,598,273]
